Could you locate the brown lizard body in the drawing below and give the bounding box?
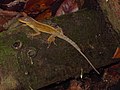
[18,16,100,74]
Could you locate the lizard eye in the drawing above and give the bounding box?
[19,16,33,23]
[24,17,30,22]
[19,16,31,22]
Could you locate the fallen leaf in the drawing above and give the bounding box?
[24,0,55,15]
[0,9,18,32]
[0,0,13,4]
[67,80,83,90]
[0,0,26,11]
[3,0,26,8]
[112,47,120,59]
[35,9,52,21]
[55,0,84,16]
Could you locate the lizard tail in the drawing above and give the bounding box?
[58,34,100,74]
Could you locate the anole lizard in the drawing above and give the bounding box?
[18,16,100,74]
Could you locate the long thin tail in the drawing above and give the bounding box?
[59,35,100,74]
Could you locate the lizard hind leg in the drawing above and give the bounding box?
[47,35,57,48]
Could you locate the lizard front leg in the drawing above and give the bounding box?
[28,28,41,37]
[47,35,57,48]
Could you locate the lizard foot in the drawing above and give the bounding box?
[47,41,57,48]
[47,35,57,48]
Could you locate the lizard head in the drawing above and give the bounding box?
[18,16,33,24]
